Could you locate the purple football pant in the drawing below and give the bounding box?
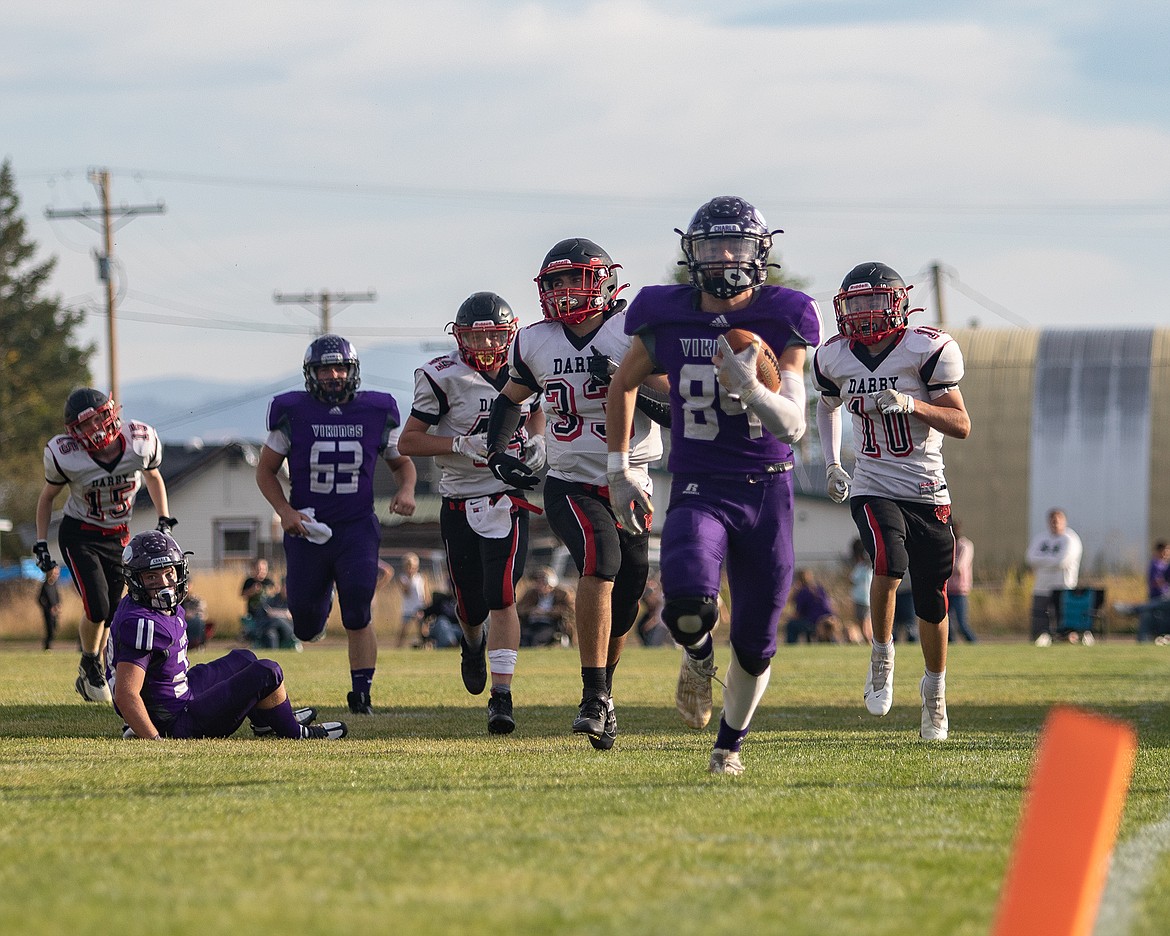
[169,649,283,739]
[659,473,795,663]
[284,514,382,640]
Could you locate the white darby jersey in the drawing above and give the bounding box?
[411,351,534,498]
[508,310,662,487]
[43,421,163,528]
[813,325,964,505]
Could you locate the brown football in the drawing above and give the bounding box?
[723,328,781,392]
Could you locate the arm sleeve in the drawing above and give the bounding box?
[816,395,844,465]
[740,370,807,443]
[486,394,525,455]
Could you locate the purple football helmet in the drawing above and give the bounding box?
[303,334,361,404]
[122,531,191,611]
[677,196,776,299]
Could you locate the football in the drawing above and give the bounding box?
[723,328,781,392]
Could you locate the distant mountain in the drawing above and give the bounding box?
[122,338,454,443]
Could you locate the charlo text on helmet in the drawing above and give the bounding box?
[677,195,778,299]
[449,292,518,371]
[535,238,626,326]
[122,531,192,612]
[303,334,361,404]
[64,388,122,451]
[833,262,923,346]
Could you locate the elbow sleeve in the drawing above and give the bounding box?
[742,371,806,443]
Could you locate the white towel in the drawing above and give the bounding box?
[294,507,333,545]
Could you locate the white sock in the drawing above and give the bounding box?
[721,648,772,731]
[488,648,517,676]
[922,668,945,696]
[872,638,894,658]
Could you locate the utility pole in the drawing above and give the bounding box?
[930,261,947,329]
[45,168,165,403]
[273,289,376,336]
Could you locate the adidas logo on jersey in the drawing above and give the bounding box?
[709,315,730,328]
[329,406,343,415]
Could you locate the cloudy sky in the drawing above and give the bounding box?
[5,1,1168,392]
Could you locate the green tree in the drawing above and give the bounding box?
[0,159,94,558]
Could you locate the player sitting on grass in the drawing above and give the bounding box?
[112,530,346,741]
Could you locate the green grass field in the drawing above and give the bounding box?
[2,641,1167,936]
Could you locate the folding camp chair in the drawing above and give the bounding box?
[1058,588,1105,643]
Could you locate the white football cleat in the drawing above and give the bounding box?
[676,650,717,729]
[708,748,744,776]
[919,675,949,741]
[1034,633,1052,647]
[863,650,894,716]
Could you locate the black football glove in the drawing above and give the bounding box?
[586,345,618,387]
[156,516,179,534]
[34,540,58,574]
[487,451,539,491]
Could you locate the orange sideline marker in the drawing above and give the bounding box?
[991,706,1137,936]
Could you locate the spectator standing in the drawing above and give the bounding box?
[947,520,977,642]
[38,566,62,651]
[395,553,428,648]
[786,569,842,644]
[849,539,874,643]
[1026,508,1082,646]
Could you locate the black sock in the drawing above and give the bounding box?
[581,667,607,699]
[604,663,617,695]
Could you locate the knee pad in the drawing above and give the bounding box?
[663,596,719,645]
[911,579,948,625]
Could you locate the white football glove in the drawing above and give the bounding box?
[826,463,852,504]
[872,389,915,415]
[606,469,652,536]
[451,434,489,461]
[522,434,546,471]
[714,335,761,398]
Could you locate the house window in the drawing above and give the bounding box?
[214,519,259,564]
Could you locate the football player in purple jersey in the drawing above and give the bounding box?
[112,531,346,740]
[482,239,668,750]
[605,196,821,775]
[256,335,417,715]
[812,262,970,740]
[398,292,546,734]
[35,388,175,704]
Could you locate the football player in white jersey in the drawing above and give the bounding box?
[812,263,971,740]
[483,238,668,750]
[34,388,174,703]
[398,292,546,734]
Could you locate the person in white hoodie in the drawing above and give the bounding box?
[1026,508,1083,646]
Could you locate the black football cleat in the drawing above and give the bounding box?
[347,691,373,715]
[572,694,609,740]
[588,696,617,751]
[487,687,515,735]
[251,706,317,737]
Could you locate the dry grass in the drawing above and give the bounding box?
[0,564,1149,643]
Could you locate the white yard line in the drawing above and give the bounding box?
[1093,811,1170,936]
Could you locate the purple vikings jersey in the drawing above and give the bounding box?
[625,284,821,473]
[265,390,400,525]
[110,596,190,724]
